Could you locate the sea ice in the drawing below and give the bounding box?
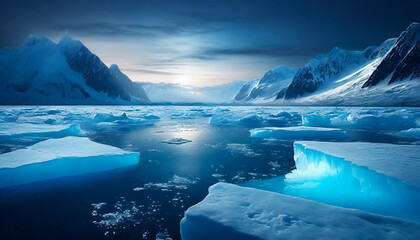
[181,183,420,240]
[302,111,417,130]
[162,138,192,145]
[250,126,347,140]
[0,123,82,140]
[400,128,420,138]
[0,136,139,188]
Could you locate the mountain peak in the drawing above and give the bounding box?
[109,64,121,72]
[58,32,83,52]
[24,34,53,47]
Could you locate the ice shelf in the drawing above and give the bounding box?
[181,183,420,240]
[0,136,139,188]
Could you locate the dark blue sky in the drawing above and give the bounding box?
[1,0,419,86]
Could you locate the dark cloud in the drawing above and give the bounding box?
[192,46,326,59]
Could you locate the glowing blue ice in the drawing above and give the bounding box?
[0,137,139,188]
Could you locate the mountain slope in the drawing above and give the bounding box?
[233,23,420,106]
[363,22,420,87]
[234,66,298,102]
[0,34,148,104]
[282,46,373,100]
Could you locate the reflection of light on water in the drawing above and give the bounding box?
[165,127,201,142]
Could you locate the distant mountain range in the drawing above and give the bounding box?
[1,23,419,106]
[234,23,420,106]
[0,33,149,104]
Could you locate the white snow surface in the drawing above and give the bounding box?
[181,183,420,240]
[294,141,420,188]
[0,137,139,188]
[0,136,138,169]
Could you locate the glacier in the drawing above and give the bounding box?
[250,126,347,140]
[0,137,139,188]
[180,183,420,240]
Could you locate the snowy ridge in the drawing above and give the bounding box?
[0,34,149,104]
[233,23,420,106]
[234,66,298,102]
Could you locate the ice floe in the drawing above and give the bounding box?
[0,137,139,188]
[181,183,420,240]
[250,126,347,140]
[162,138,192,145]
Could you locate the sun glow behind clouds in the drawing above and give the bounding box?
[177,75,192,86]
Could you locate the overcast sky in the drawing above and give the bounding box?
[1,0,419,86]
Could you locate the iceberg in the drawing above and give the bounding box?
[181,183,420,240]
[0,137,139,188]
[250,126,347,140]
[282,141,420,222]
[0,123,82,140]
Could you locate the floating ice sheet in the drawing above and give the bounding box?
[0,136,139,188]
[250,126,347,140]
[181,183,420,240]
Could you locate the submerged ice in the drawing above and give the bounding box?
[0,136,140,188]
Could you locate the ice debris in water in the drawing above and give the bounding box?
[162,138,192,145]
[156,231,173,240]
[135,175,197,191]
[225,143,260,157]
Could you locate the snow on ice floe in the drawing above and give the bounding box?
[181,183,420,240]
[0,137,139,188]
[250,126,347,140]
[0,123,82,140]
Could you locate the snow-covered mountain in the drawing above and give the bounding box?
[234,22,420,106]
[141,81,245,104]
[0,34,149,104]
[363,23,420,87]
[234,66,298,102]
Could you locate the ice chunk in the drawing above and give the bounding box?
[162,138,192,145]
[0,137,139,188]
[250,126,347,140]
[181,183,420,240]
[283,141,420,222]
[302,112,417,130]
[0,123,82,140]
[400,128,420,138]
